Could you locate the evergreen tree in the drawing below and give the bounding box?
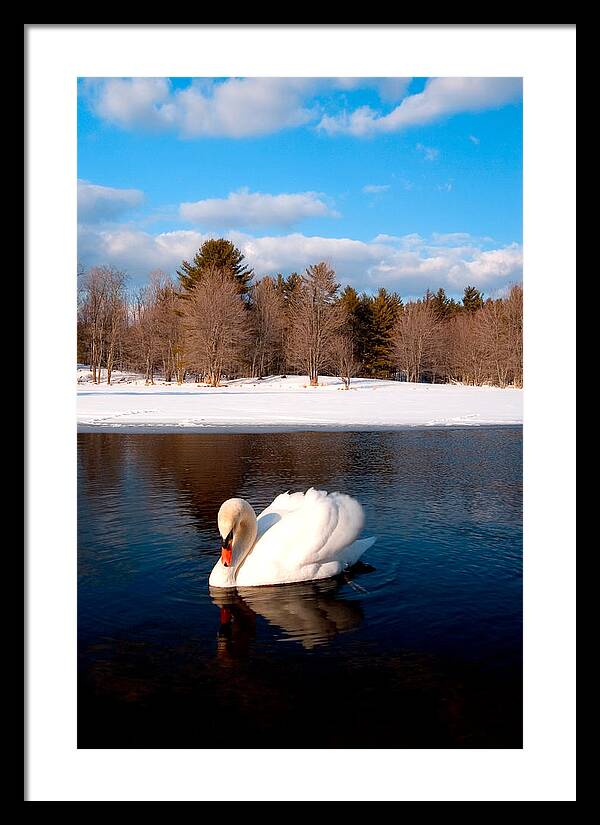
[462,285,484,312]
[430,287,460,320]
[448,297,461,316]
[431,287,450,319]
[335,285,366,374]
[177,238,254,295]
[353,294,374,370]
[275,272,302,307]
[337,285,361,336]
[361,288,403,378]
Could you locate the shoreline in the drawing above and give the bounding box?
[77,421,523,435]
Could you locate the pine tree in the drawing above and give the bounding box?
[431,287,450,319]
[275,272,302,307]
[364,288,403,378]
[354,294,375,371]
[337,285,361,336]
[462,285,484,312]
[177,238,254,295]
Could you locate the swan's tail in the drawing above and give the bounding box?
[342,535,376,567]
[342,536,376,592]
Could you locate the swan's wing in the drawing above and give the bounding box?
[258,491,306,519]
[317,491,365,561]
[254,490,310,541]
[238,488,367,585]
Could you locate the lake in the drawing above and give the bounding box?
[78,428,522,748]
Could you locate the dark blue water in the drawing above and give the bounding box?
[78,429,522,748]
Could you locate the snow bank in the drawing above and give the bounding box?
[77,368,522,433]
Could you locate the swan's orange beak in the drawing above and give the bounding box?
[221,543,232,567]
[220,529,233,566]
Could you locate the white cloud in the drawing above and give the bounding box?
[319,105,378,138]
[236,232,522,295]
[362,184,391,194]
[416,143,439,161]
[228,231,384,279]
[373,233,404,243]
[175,78,316,138]
[369,241,523,294]
[78,224,209,275]
[318,77,523,136]
[80,77,416,139]
[82,77,316,138]
[77,180,144,223]
[179,189,337,228]
[78,223,522,296]
[469,134,481,145]
[83,78,174,131]
[451,243,523,287]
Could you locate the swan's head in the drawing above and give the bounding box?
[217,498,257,571]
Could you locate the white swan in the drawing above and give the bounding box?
[209,488,376,588]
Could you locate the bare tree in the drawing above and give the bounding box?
[249,276,286,378]
[180,266,250,387]
[427,318,454,384]
[131,284,161,385]
[331,334,359,389]
[126,272,187,385]
[504,284,523,387]
[104,273,127,385]
[144,272,188,384]
[449,311,488,385]
[287,262,343,386]
[447,286,523,387]
[78,268,108,383]
[476,300,511,387]
[162,285,188,385]
[77,265,127,383]
[392,300,440,383]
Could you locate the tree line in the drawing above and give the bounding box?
[77,238,523,389]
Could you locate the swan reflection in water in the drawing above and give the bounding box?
[210,573,370,657]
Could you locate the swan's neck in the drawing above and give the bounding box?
[234,511,258,575]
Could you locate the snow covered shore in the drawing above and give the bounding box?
[77,369,523,433]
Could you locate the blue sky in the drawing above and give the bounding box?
[77,77,522,299]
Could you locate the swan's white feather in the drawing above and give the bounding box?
[233,487,373,587]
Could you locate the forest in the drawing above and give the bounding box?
[77,238,523,389]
